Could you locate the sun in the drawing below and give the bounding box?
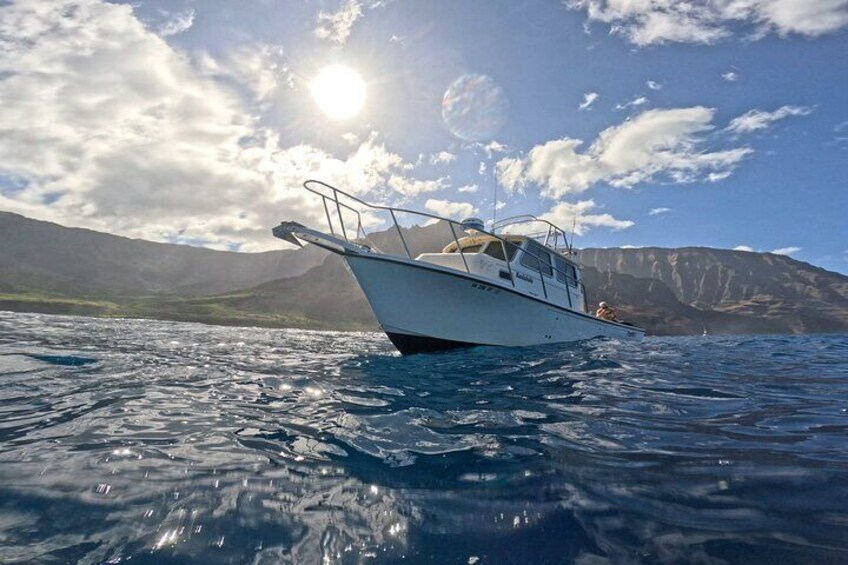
[310,65,366,121]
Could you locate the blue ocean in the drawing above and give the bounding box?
[1,311,847,564]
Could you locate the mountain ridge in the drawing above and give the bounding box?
[1,212,846,335]
[0,211,325,296]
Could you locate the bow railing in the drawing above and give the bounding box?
[300,180,585,308]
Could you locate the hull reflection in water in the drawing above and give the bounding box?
[1,312,847,563]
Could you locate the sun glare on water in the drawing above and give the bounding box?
[310,65,366,120]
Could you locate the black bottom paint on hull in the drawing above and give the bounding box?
[385,332,480,355]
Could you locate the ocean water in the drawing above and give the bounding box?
[1,312,847,564]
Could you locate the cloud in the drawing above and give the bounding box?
[568,0,848,46]
[646,80,663,90]
[727,105,814,134]
[341,133,360,145]
[734,245,801,256]
[614,96,648,111]
[0,0,436,251]
[496,107,752,198]
[424,199,477,219]
[722,71,740,82]
[483,140,508,158]
[199,43,293,103]
[772,246,802,256]
[540,200,634,236]
[430,151,456,165]
[157,8,195,37]
[707,170,733,182]
[649,207,671,215]
[387,175,446,197]
[457,184,479,193]
[495,158,526,194]
[579,92,599,111]
[314,0,363,44]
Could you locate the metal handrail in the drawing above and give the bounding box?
[492,214,574,254]
[301,180,586,310]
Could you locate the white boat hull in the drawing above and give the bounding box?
[344,253,644,355]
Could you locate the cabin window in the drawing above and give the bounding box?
[520,243,553,277]
[555,257,578,285]
[459,244,483,253]
[520,248,539,272]
[539,250,553,277]
[482,241,518,262]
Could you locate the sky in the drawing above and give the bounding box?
[0,0,846,273]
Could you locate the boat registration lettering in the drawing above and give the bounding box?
[471,282,501,294]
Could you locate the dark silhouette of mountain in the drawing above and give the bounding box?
[1,212,846,335]
[0,211,324,297]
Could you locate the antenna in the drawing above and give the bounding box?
[568,213,578,254]
[492,182,498,227]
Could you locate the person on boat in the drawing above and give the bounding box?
[595,301,619,322]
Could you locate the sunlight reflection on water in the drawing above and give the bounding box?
[0,312,847,563]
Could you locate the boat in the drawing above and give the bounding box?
[272,180,645,355]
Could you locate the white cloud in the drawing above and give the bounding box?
[615,96,648,111]
[579,92,599,111]
[835,120,848,132]
[646,80,663,90]
[649,207,671,215]
[200,43,293,103]
[430,151,456,165]
[772,246,802,256]
[0,0,436,251]
[722,71,739,82]
[495,158,526,194]
[457,184,479,193]
[314,0,363,45]
[496,107,752,198]
[569,0,848,46]
[424,199,477,219]
[733,245,802,256]
[540,200,634,236]
[387,175,446,197]
[157,8,195,37]
[727,105,814,134]
[483,140,508,158]
[707,170,733,182]
[341,132,360,145]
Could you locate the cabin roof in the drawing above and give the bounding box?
[441,235,579,265]
[441,234,526,254]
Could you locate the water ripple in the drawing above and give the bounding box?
[0,312,847,563]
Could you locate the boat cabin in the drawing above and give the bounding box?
[416,235,587,313]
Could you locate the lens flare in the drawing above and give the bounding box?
[442,74,509,141]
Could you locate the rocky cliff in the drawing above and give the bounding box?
[1,212,846,335]
[578,248,848,334]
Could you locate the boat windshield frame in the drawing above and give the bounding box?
[492,215,574,254]
[300,179,585,304]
